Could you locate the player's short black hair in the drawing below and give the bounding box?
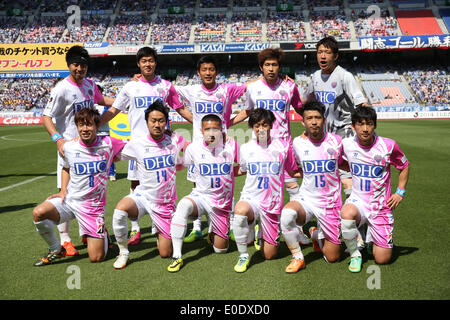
[66,45,90,67]
[74,107,100,128]
[300,100,326,118]
[197,56,218,71]
[351,106,377,128]
[145,99,169,123]
[136,46,158,64]
[316,36,339,55]
[201,114,222,127]
[248,108,276,128]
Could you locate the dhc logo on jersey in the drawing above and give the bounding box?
[74,160,107,175]
[256,99,286,111]
[315,91,336,104]
[73,99,94,114]
[134,96,163,109]
[144,155,175,170]
[195,102,224,114]
[351,163,383,178]
[199,163,231,176]
[248,162,280,175]
[302,159,336,174]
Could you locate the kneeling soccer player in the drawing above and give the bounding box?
[112,100,188,269]
[281,101,346,273]
[341,106,410,272]
[32,108,126,266]
[232,108,300,273]
[168,114,239,272]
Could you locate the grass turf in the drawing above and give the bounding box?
[0,120,449,300]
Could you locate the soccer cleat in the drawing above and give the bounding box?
[33,247,66,267]
[254,224,261,251]
[167,258,183,273]
[298,226,310,245]
[184,230,202,243]
[309,227,322,253]
[62,241,79,256]
[348,256,362,273]
[285,258,306,274]
[113,253,129,269]
[234,256,250,273]
[128,231,141,246]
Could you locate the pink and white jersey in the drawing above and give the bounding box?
[292,133,344,209]
[112,76,183,137]
[119,132,187,205]
[62,136,126,206]
[43,77,103,140]
[343,135,409,214]
[176,83,245,142]
[184,137,239,213]
[239,138,297,215]
[245,78,302,142]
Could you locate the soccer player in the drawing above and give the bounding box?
[232,108,300,273]
[302,36,368,200]
[175,55,248,243]
[168,114,239,272]
[112,101,189,269]
[231,48,303,199]
[99,47,193,246]
[341,106,410,272]
[281,101,345,273]
[42,45,115,256]
[32,108,126,266]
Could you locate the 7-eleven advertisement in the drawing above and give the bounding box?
[0,43,83,79]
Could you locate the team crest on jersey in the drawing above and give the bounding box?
[88,89,93,96]
[374,155,383,163]
[331,82,337,88]
[222,151,229,159]
[157,87,165,94]
[353,152,358,158]
[272,151,279,158]
[216,93,223,99]
[279,90,287,97]
[327,148,335,156]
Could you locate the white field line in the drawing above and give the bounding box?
[0,171,57,192]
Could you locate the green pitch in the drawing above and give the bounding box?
[0,120,449,300]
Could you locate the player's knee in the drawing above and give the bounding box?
[88,252,105,263]
[323,252,339,263]
[32,206,47,222]
[374,253,391,265]
[159,250,172,259]
[280,208,297,231]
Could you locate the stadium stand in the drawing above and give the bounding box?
[266,11,307,41]
[309,10,351,40]
[151,14,193,44]
[194,14,227,43]
[0,16,26,43]
[107,14,151,46]
[19,15,67,43]
[61,14,110,43]
[395,9,443,35]
[352,8,399,37]
[230,13,262,42]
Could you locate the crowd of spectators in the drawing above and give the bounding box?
[0,16,26,43]
[405,68,449,105]
[310,11,351,40]
[198,0,228,8]
[108,14,151,45]
[266,11,306,41]
[119,0,158,12]
[194,14,227,43]
[19,15,66,43]
[306,0,344,10]
[352,8,398,37]
[266,0,304,6]
[233,0,262,7]
[159,0,197,9]
[61,14,109,43]
[150,15,192,44]
[230,13,262,42]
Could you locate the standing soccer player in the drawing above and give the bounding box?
[112,101,189,269]
[42,45,114,256]
[232,48,303,199]
[175,56,246,243]
[281,101,345,273]
[168,114,239,272]
[32,108,126,266]
[232,109,300,273]
[302,36,368,200]
[341,106,410,272]
[100,47,193,246]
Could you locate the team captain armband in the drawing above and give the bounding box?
[52,133,62,143]
[396,188,406,197]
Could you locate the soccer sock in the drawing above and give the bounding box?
[130,219,140,233]
[310,227,324,250]
[170,198,194,259]
[35,219,61,252]
[286,186,299,201]
[192,216,202,232]
[233,214,249,258]
[57,221,71,244]
[281,208,304,260]
[344,188,352,200]
[341,219,361,258]
[113,209,129,255]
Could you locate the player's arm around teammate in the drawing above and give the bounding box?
[340,107,410,272]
